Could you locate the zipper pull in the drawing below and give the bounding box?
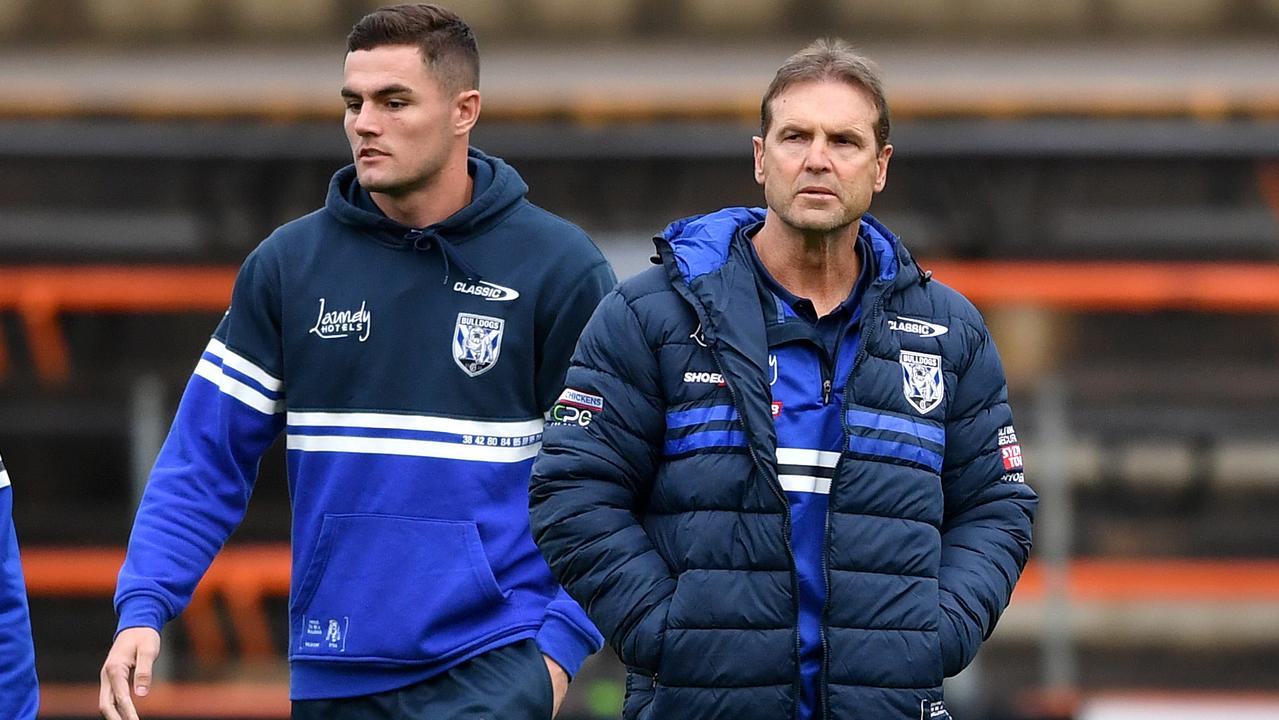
[822,378,832,405]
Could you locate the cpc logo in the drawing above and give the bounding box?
[550,403,594,427]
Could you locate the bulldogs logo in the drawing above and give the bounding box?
[453,313,504,377]
[900,350,944,414]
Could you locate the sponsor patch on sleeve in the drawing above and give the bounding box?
[922,700,952,719]
[998,425,1024,473]
[549,388,604,428]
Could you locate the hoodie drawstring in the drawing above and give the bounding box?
[405,229,482,284]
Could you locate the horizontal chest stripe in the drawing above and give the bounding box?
[847,409,944,446]
[666,404,739,430]
[664,430,748,456]
[286,434,540,463]
[776,447,841,470]
[288,424,542,448]
[779,473,831,495]
[287,411,543,438]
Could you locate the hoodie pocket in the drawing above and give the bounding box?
[291,513,507,662]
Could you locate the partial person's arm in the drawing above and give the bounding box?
[530,289,675,675]
[531,258,615,682]
[101,246,286,719]
[0,459,40,720]
[937,316,1038,677]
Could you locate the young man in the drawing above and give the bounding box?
[0,453,39,720]
[100,5,611,719]
[531,39,1037,719]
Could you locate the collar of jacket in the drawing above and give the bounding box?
[653,207,918,475]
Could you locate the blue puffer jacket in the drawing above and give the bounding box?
[531,207,1036,719]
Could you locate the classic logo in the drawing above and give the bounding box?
[452,280,520,302]
[453,313,505,377]
[309,298,371,342]
[889,316,949,338]
[900,350,944,414]
[921,700,952,720]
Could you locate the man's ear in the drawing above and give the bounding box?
[454,89,481,136]
[752,136,766,186]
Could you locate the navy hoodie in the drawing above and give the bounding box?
[115,148,612,699]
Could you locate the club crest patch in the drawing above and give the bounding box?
[900,350,944,414]
[453,313,504,377]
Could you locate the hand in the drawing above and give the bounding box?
[542,654,569,718]
[99,627,161,720]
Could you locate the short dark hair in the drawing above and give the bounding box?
[347,4,479,93]
[760,38,890,150]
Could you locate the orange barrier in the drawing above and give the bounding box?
[4,261,1279,385]
[1012,558,1279,603]
[26,547,1279,666]
[0,266,234,384]
[40,682,291,719]
[26,548,1279,717]
[23,544,289,666]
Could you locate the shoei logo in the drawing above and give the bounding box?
[453,280,520,302]
[309,299,371,342]
[683,371,725,386]
[889,316,948,338]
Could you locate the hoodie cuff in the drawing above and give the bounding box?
[535,610,602,679]
[115,597,167,638]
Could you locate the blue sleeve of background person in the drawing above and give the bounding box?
[114,246,287,634]
[530,288,675,674]
[0,482,40,720]
[531,259,615,674]
[937,316,1037,677]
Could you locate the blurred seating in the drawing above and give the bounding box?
[1105,0,1228,33]
[525,0,639,37]
[682,0,783,36]
[4,0,1278,43]
[85,0,205,40]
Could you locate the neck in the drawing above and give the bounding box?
[753,214,862,317]
[370,152,473,229]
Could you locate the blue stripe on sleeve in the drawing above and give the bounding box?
[846,409,945,446]
[665,405,739,430]
[665,430,748,456]
[849,436,943,473]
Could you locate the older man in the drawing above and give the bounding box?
[531,39,1036,720]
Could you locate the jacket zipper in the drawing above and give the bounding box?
[709,345,802,720]
[819,290,886,720]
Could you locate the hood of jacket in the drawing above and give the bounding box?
[323,146,528,249]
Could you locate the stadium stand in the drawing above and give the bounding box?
[3,3,1279,718]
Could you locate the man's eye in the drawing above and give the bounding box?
[345,101,361,112]
[387,99,407,109]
